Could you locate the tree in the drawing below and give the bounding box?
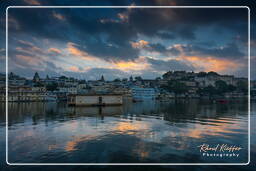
[155,77,161,81]
[237,80,248,94]
[165,80,188,97]
[34,82,44,87]
[208,71,219,76]
[59,76,67,80]
[135,76,143,81]
[162,71,171,79]
[227,84,236,92]
[197,72,207,77]
[215,80,228,95]
[46,82,58,91]
[198,85,217,97]
[113,78,121,82]
[122,78,128,82]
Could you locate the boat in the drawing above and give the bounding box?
[217,99,228,104]
[45,94,57,101]
[132,98,143,103]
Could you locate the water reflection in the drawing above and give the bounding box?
[0,99,249,163]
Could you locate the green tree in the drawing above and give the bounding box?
[198,85,217,97]
[166,81,188,97]
[59,76,68,80]
[227,84,236,92]
[197,72,207,77]
[237,80,248,94]
[208,71,219,76]
[46,82,58,91]
[215,80,228,95]
[113,78,121,82]
[135,76,143,81]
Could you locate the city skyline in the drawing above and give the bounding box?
[3,70,249,81]
[1,2,252,80]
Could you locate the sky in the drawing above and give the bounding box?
[0,0,255,80]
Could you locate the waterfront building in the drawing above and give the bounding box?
[64,79,79,87]
[7,72,27,86]
[132,87,156,101]
[142,79,157,88]
[224,92,246,98]
[87,80,104,86]
[195,75,217,87]
[195,72,236,87]
[58,86,77,94]
[67,94,123,106]
[180,80,198,94]
[42,77,58,85]
[113,87,131,95]
[158,79,168,87]
[32,86,46,92]
[250,80,256,89]
[8,79,26,86]
[6,91,47,102]
[0,73,5,86]
[162,71,192,80]
[220,75,235,85]
[77,83,87,90]
[0,85,49,102]
[234,77,248,86]
[89,84,114,94]
[0,71,249,102]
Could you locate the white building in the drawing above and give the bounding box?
[58,87,77,94]
[68,94,123,106]
[132,87,156,101]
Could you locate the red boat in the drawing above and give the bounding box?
[217,99,228,104]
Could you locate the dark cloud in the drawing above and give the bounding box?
[5,7,248,61]
[0,0,254,79]
[146,43,180,56]
[7,8,141,61]
[194,43,245,59]
[144,41,245,60]
[8,59,62,78]
[175,43,245,59]
[155,32,176,40]
[127,8,197,40]
[146,57,195,71]
[7,8,71,41]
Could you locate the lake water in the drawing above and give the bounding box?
[0,98,252,165]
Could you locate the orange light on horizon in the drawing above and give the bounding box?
[115,61,139,68]
[113,56,151,71]
[180,56,242,73]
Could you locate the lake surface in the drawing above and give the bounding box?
[0,99,252,165]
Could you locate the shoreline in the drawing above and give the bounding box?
[0,96,251,103]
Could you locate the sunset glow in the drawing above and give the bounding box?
[181,56,242,73]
